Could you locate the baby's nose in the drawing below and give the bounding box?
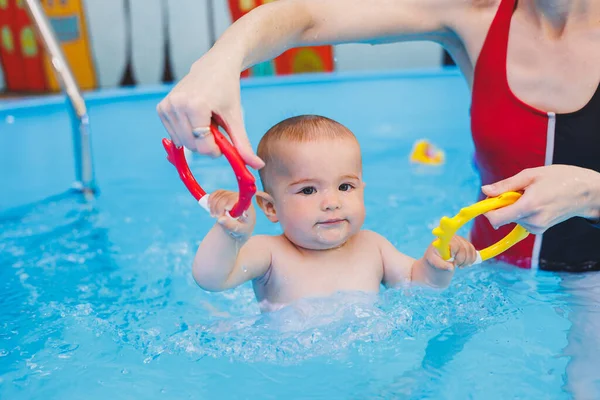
[321,191,342,210]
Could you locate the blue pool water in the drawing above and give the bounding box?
[1,69,599,399]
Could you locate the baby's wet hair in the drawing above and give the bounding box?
[257,115,358,192]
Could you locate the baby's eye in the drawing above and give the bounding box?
[299,186,316,195]
[339,183,354,192]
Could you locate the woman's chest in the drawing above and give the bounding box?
[505,23,600,114]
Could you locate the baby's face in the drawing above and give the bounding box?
[268,137,366,250]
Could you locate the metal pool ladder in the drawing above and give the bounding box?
[23,0,96,196]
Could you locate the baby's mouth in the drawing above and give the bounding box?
[316,218,347,226]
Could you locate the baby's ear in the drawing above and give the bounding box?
[255,191,278,223]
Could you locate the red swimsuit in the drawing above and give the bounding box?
[470,0,600,271]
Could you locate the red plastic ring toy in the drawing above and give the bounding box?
[162,119,256,218]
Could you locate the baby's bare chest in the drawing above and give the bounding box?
[260,246,383,304]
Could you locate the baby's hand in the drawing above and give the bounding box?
[208,190,256,240]
[425,236,478,271]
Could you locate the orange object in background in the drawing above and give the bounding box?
[0,0,96,92]
[227,0,334,77]
[275,46,334,75]
[41,0,96,91]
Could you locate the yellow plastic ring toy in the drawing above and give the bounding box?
[432,191,530,265]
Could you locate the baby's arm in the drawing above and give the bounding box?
[375,232,476,289]
[192,190,272,291]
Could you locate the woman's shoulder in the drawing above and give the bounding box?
[471,0,499,8]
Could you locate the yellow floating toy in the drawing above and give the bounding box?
[432,192,530,264]
[410,139,445,166]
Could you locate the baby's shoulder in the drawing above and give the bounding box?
[246,234,283,248]
[248,234,294,254]
[347,230,389,254]
[356,229,387,245]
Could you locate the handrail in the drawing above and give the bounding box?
[23,0,96,195]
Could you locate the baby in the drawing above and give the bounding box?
[193,115,477,311]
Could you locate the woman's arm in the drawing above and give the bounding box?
[156,0,479,166]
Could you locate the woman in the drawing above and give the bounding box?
[157,0,600,271]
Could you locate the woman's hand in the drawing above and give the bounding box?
[482,165,600,234]
[156,56,264,170]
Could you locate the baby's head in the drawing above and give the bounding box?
[255,115,365,250]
